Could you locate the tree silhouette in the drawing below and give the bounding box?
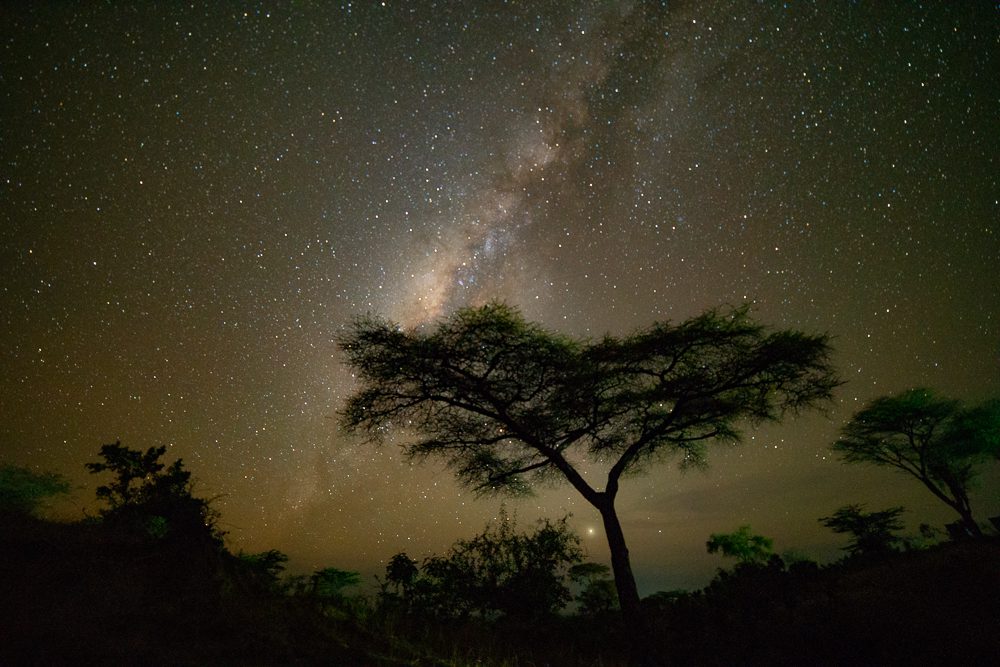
[305,567,363,616]
[385,552,419,596]
[706,526,774,566]
[391,512,584,620]
[238,549,290,591]
[340,302,838,622]
[0,464,70,517]
[85,441,221,541]
[311,566,361,599]
[820,504,905,557]
[376,552,420,616]
[570,562,618,616]
[833,389,1000,537]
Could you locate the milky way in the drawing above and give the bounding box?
[380,4,624,327]
[2,2,998,592]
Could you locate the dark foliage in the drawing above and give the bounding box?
[1,446,420,666]
[305,566,364,618]
[237,548,290,592]
[85,441,224,544]
[370,539,1000,666]
[569,562,619,616]
[4,445,999,665]
[0,463,70,517]
[645,540,1000,666]
[385,551,419,595]
[0,512,425,665]
[706,525,774,566]
[380,511,585,621]
[820,504,906,557]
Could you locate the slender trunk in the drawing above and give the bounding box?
[933,474,984,538]
[918,475,983,538]
[596,498,642,625]
[959,509,984,537]
[951,489,983,538]
[597,498,656,666]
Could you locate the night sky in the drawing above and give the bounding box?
[2,2,998,593]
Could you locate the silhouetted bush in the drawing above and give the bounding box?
[381,510,586,622]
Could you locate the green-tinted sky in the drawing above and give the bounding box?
[2,2,998,592]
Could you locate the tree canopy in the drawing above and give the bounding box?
[832,389,1000,537]
[85,441,222,542]
[383,512,584,620]
[0,464,70,517]
[340,302,839,621]
[820,504,906,557]
[706,525,775,566]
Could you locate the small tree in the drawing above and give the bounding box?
[833,389,1000,537]
[377,552,420,616]
[570,562,618,616]
[311,567,361,599]
[402,512,584,620]
[238,549,290,591]
[85,442,173,512]
[85,441,221,541]
[0,464,70,517]
[820,504,905,557]
[385,552,419,596]
[340,302,839,622]
[706,525,774,567]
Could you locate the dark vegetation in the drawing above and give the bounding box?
[0,450,416,666]
[3,446,998,665]
[3,305,999,665]
[650,538,1000,666]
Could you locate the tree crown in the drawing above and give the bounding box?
[340,302,839,497]
[820,504,906,557]
[85,441,222,541]
[706,525,775,566]
[833,388,1000,486]
[0,464,70,517]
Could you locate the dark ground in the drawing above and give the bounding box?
[2,511,998,666]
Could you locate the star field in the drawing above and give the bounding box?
[2,2,998,591]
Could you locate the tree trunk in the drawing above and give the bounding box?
[940,478,983,538]
[597,500,642,625]
[954,495,983,538]
[920,475,984,538]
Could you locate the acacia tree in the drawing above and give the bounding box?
[339,302,838,622]
[706,525,774,567]
[833,389,1000,537]
[819,504,905,557]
